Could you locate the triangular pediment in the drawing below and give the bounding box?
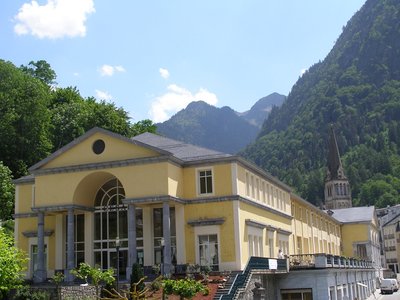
[29,128,169,171]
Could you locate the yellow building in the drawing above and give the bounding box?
[328,207,381,268]
[14,127,295,283]
[290,194,341,257]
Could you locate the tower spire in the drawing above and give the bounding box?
[326,124,346,181]
[324,125,352,209]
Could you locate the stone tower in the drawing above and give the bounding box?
[324,125,352,209]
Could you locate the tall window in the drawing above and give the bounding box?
[199,234,219,271]
[31,244,47,274]
[65,214,85,268]
[199,169,213,195]
[94,178,127,278]
[153,207,176,265]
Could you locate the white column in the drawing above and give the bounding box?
[175,204,186,264]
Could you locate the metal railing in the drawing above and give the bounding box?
[219,256,288,300]
[289,253,373,270]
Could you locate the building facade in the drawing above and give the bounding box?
[13,127,380,299]
[14,127,294,282]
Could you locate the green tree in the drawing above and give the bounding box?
[0,228,28,299]
[131,119,157,136]
[0,162,14,221]
[84,97,132,137]
[49,87,89,150]
[20,60,57,86]
[0,60,52,177]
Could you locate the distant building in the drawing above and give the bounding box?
[324,125,352,210]
[328,207,381,269]
[378,207,400,274]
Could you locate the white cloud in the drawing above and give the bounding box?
[99,64,126,76]
[149,84,218,123]
[95,89,112,101]
[159,68,170,79]
[14,0,95,39]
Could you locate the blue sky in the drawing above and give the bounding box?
[0,0,366,123]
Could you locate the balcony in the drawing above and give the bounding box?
[289,254,373,270]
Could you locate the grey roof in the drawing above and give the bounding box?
[329,206,375,223]
[383,212,400,227]
[132,132,232,162]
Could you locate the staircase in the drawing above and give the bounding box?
[212,271,241,300]
[213,256,288,300]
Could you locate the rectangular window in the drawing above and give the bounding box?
[269,238,274,257]
[153,207,177,265]
[199,234,219,271]
[261,181,266,203]
[199,169,213,194]
[245,173,250,196]
[255,178,260,200]
[251,175,255,198]
[31,244,47,273]
[65,214,85,268]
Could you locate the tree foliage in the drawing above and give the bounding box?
[20,60,57,86]
[0,162,14,221]
[0,59,158,180]
[0,228,28,299]
[0,60,52,177]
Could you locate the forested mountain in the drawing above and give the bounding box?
[241,0,400,208]
[157,101,259,154]
[238,92,286,128]
[156,93,285,153]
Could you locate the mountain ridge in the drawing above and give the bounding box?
[156,93,285,154]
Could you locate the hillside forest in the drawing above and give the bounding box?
[241,0,400,208]
[0,59,156,221]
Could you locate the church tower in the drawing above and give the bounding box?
[324,125,352,209]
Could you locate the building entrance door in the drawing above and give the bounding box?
[109,249,128,279]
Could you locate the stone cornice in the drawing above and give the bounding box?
[277,228,292,235]
[13,212,38,218]
[187,217,225,227]
[123,195,186,205]
[125,194,292,220]
[23,230,54,238]
[30,155,182,176]
[31,204,95,213]
[245,219,292,235]
[245,219,268,229]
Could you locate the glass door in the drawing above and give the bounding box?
[198,234,219,271]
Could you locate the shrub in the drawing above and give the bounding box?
[130,263,145,292]
[13,286,50,300]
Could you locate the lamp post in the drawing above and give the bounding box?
[160,237,165,300]
[160,237,165,276]
[115,236,120,292]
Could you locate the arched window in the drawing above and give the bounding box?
[94,178,127,276]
